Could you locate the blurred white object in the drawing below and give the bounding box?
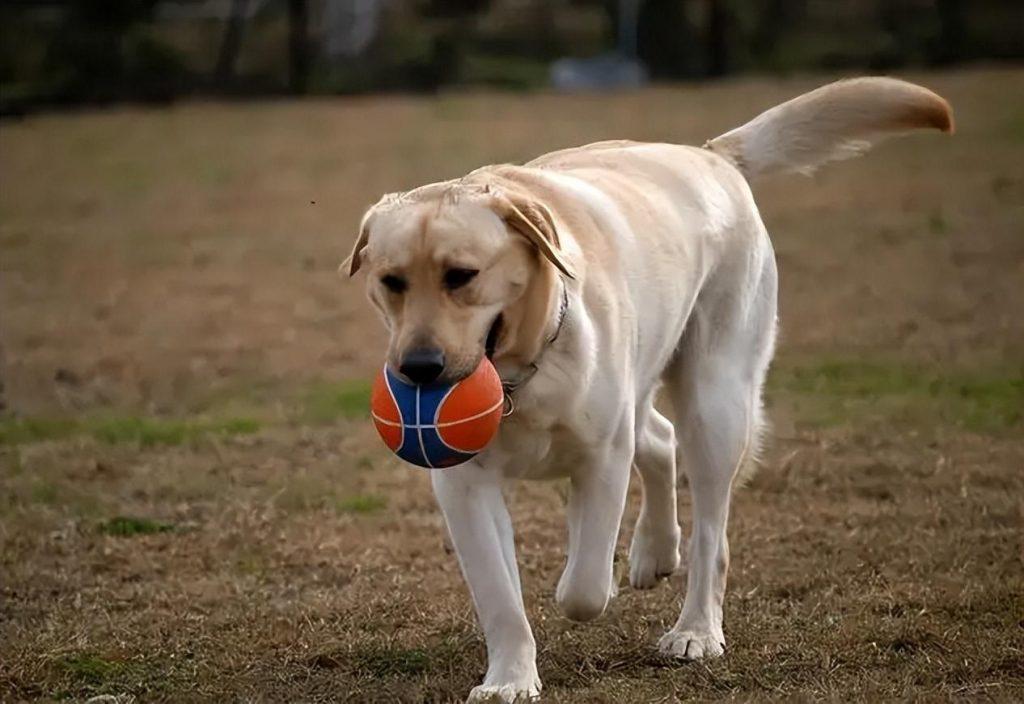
[551,0,647,91]
[550,54,647,91]
[323,0,385,58]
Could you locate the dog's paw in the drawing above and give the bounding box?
[467,679,541,703]
[657,627,725,660]
[628,522,680,589]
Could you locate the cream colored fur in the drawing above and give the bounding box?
[706,77,953,178]
[345,77,952,703]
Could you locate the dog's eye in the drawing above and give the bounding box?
[444,268,478,290]
[380,274,407,294]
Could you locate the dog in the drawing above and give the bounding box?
[343,77,952,703]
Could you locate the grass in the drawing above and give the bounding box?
[15,357,1011,451]
[89,416,260,446]
[0,418,78,445]
[310,633,474,679]
[1,69,1022,703]
[0,414,261,447]
[336,493,387,514]
[274,480,386,516]
[349,644,432,677]
[97,516,175,537]
[4,358,1015,453]
[55,653,127,688]
[29,481,58,505]
[302,379,373,423]
[769,360,1024,432]
[927,208,948,236]
[48,652,177,699]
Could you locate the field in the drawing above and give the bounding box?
[2,68,1022,702]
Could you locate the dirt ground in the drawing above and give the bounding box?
[1,68,1022,702]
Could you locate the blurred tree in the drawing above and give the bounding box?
[635,0,699,78]
[215,0,250,87]
[41,0,186,103]
[602,0,738,78]
[420,0,494,87]
[421,0,491,19]
[706,0,733,76]
[751,0,805,69]
[2,0,1022,109]
[932,0,967,64]
[288,0,310,93]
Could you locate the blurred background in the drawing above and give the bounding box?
[2,0,1023,113]
[2,3,1022,703]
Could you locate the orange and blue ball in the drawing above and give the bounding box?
[371,357,504,468]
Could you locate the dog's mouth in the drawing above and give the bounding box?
[485,314,503,360]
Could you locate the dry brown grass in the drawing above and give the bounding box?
[2,68,1023,702]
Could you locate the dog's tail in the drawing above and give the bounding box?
[704,77,953,180]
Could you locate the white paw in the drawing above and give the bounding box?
[658,627,725,660]
[467,679,541,703]
[628,522,680,589]
[556,569,613,622]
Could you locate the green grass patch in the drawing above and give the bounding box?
[275,476,334,512]
[49,650,174,698]
[90,417,193,446]
[336,493,387,514]
[350,645,432,677]
[88,416,261,447]
[927,209,948,236]
[1004,110,1024,143]
[273,477,386,515]
[1,474,103,518]
[51,651,157,696]
[309,633,470,679]
[98,516,175,537]
[0,414,261,447]
[216,417,262,434]
[30,480,59,505]
[303,379,372,423]
[769,359,1023,432]
[0,417,78,445]
[56,653,126,687]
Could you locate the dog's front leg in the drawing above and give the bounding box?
[431,463,540,704]
[556,420,634,622]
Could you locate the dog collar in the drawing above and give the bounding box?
[500,280,570,416]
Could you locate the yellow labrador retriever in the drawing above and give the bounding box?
[344,78,952,702]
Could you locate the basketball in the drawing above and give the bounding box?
[371,357,504,468]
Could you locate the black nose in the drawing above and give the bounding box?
[399,347,445,385]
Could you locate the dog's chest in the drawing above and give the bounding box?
[482,417,587,480]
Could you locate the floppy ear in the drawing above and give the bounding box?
[495,193,576,279]
[342,193,400,277]
[339,211,372,278]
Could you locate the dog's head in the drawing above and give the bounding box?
[343,182,574,385]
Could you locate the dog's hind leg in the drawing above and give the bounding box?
[659,246,777,660]
[629,399,682,589]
